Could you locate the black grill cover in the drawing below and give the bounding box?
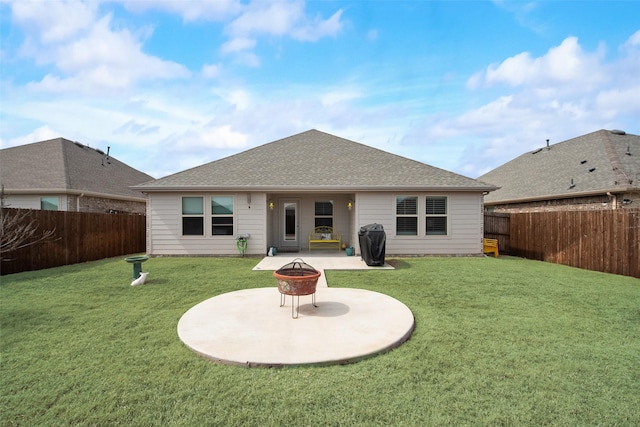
[358,223,386,266]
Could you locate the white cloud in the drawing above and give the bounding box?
[320,88,363,107]
[151,124,250,172]
[222,0,344,62]
[625,29,640,47]
[3,3,637,182]
[123,0,343,44]
[478,36,606,91]
[234,1,343,41]
[236,52,261,68]
[412,32,640,177]
[291,9,343,42]
[11,0,97,44]
[194,125,248,150]
[201,64,221,79]
[221,37,256,54]
[490,0,546,35]
[213,88,253,110]
[124,94,209,125]
[228,1,305,37]
[122,0,242,22]
[0,125,60,149]
[596,86,640,118]
[20,13,189,93]
[114,119,160,136]
[617,29,640,85]
[465,72,483,90]
[167,124,249,152]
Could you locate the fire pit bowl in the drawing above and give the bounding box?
[274,258,321,318]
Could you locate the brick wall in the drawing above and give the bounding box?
[490,192,639,213]
[67,195,146,214]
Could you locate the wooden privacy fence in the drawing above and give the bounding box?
[484,212,511,254]
[1,208,146,275]
[485,210,640,278]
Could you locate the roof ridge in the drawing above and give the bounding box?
[601,130,631,185]
[60,138,73,190]
[305,129,480,181]
[135,130,494,190]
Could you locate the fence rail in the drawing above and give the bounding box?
[1,208,146,275]
[485,210,640,278]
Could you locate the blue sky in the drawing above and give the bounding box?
[1,1,639,179]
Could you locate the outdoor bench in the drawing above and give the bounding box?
[483,238,499,257]
[308,226,341,251]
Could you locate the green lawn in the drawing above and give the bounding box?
[1,256,639,426]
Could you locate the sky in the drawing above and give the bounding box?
[1,1,639,180]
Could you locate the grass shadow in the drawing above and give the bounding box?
[386,259,411,269]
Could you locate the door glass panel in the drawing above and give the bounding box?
[284,202,296,241]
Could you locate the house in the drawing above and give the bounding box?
[478,129,640,213]
[1,138,153,214]
[133,129,497,256]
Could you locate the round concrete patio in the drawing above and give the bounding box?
[177,287,415,367]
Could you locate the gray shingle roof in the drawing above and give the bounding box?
[479,129,640,204]
[135,129,495,192]
[1,138,153,199]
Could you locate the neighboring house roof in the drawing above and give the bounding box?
[135,129,496,192]
[479,129,640,204]
[1,137,153,200]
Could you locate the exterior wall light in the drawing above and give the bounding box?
[347,200,353,211]
[268,200,274,210]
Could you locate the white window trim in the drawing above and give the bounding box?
[181,195,205,238]
[314,200,334,228]
[395,195,419,237]
[211,195,235,238]
[425,195,450,237]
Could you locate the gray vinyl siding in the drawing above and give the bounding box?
[146,191,484,256]
[354,192,483,255]
[147,192,266,256]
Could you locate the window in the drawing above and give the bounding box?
[182,197,204,235]
[211,196,234,236]
[426,196,448,235]
[396,196,418,235]
[40,197,58,211]
[314,201,333,227]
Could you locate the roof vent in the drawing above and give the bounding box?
[580,160,587,164]
[626,146,632,156]
[532,139,552,154]
[101,146,112,167]
[610,129,626,135]
[569,178,576,189]
[589,167,596,173]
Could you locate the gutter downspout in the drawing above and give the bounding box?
[607,192,617,210]
[77,193,84,212]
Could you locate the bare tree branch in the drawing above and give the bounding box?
[1,186,58,261]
